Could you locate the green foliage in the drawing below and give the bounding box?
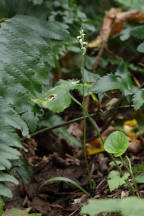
[0,0,27,18]
[81,196,144,216]
[81,198,121,216]
[92,59,137,100]
[29,0,43,5]
[40,176,90,195]
[2,208,41,216]
[108,170,129,191]
[11,157,33,184]
[0,0,92,197]
[120,197,144,216]
[115,0,144,12]
[1,0,144,205]
[104,131,129,157]
[120,25,144,41]
[135,174,144,183]
[33,80,80,113]
[137,42,144,53]
[0,13,72,197]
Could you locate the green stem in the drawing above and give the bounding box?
[22,113,97,140]
[70,95,135,195]
[81,53,92,189]
[108,154,134,195]
[126,156,140,197]
[119,156,136,196]
[70,95,104,143]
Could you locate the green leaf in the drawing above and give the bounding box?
[135,175,144,183]
[0,172,18,185]
[137,42,144,53]
[40,176,90,195]
[81,199,121,216]
[92,60,133,97]
[104,131,129,157]
[115,0,144,12]
[108,171,129,192]
[32,80,79,113]
[11,157,33,184]
[120,25,144,41]
[0,183,13,198]
[81,197,144,216]
[132,88,144,110]
[121,197,144,216]
[0,0,27,18]
[131,25,144,39]
[14,15,69,41]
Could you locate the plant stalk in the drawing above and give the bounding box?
[70,95,135,195]
[81,52,92,189]
[119,155,138,196]
[125,156,140,197]
[22,113,97,140]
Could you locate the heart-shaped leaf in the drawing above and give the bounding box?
[104,131,129,157]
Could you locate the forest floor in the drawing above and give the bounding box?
[4,105,144,216]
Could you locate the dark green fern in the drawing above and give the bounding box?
[0,15,80,198]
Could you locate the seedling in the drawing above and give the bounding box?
[104,131,140,197]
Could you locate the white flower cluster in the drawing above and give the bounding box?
[77,29,88,55]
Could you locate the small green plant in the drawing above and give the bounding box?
[104,131,140,197]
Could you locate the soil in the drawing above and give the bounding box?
[4,111,144,216]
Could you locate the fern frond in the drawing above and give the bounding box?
[0,15,71,197]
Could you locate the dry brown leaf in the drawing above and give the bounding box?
[87,8,144,49]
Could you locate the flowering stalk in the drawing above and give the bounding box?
[77,29,92,189]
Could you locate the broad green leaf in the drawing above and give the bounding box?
[108,171,129,192]
[81,197,144,216]
[81,199,121,216]
[104,131,129,157]
[135,175,144,183]
[40,176,90,195]
[121,197,144,216]
[33,80,79,113]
